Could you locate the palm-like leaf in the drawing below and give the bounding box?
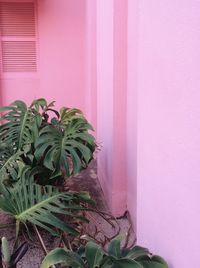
[35,117,96,178]
[0,99,96,185]
[0,100,42,185]
[0,145,23,186]
[0,179,92,237]
[0,100,42,150]
[60,107,84,125]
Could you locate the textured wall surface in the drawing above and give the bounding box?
[134,0,200,267]
[38,0,87,111]
[1,0,87,113]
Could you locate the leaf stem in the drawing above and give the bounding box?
[34,225,56,268]
[33,225,48,255]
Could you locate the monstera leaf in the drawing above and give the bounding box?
[59,107,84,125]
[35,117,96,178]
[0,100,42,151]
[0,99,96,184]
[0,178,93,237]
[0,145,23,187]
[0,100,43,185]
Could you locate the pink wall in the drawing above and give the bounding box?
[85,0,97,129]
[38,0,87,112]
[95,0,200,266]
[133,0,200,267]
[0,0,88,115]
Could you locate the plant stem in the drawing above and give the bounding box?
[33,225,56,268]
[0,223,15,229]
[33,225,48,255]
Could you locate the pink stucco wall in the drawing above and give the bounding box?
[131,0,200,267]
[0,0,88,115]
[38,0,87,111]
[95,0,200,266]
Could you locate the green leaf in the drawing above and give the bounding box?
[138,255,168,268]
[100,257,113,268]
[0,147,23,186]
[11,241,29,266]
[41,248,85,268]
[35,115,96,178]
[0,100,42,150]
[123,246,150,260]
[0,100,44,185]
[31,98,47,109]
[151,256,169,266]
[108,235,122,259]
[112,259,143,268]
[60,107,84,125]
[0,179,92,236]
[138,259,168,268]
[85,241,104,268]
[136,254,168,268]
[1,237,11,263]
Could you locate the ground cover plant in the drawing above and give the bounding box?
[41,236,169,268]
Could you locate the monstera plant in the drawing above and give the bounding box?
[41,236,169,268]
[0,99,96,243]
[0,99,96,186]
[0,171,94,239]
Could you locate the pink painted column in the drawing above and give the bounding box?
[96,0,114,210]
[112,0,128,215]
[96,0,128,215]
[126,0,138,228]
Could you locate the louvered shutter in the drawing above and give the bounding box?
[0,1,37,72]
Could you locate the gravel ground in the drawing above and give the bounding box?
[0,160,135,267]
